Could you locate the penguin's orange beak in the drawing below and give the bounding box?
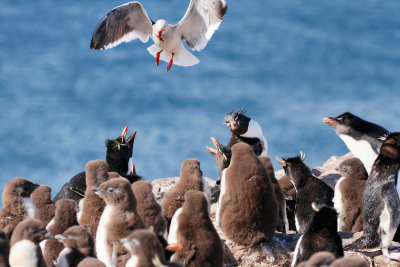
[211,137,221,148]
[166,242,183,252]
[206,146,217,153]
[121,126,128,139]
[322,117,334,125]
[127,130,137,143]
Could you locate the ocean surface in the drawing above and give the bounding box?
[0,0,399,197]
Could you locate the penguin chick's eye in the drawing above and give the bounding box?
[107,187,114,193]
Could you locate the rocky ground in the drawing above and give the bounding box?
[152,153,400,267]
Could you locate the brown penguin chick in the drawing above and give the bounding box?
[54,225,95,266]
[0,177,39,238]
[279,175,297,200]
[334,157,367,232]
[161,159,205,227]
[296,251,336,267]
[9,219,52,267]
[217,143,278,246]
[77,257,107,267]
[43,198,79,267]
[258,156,289,233]
[30,185,55,226]
[0,229,10,267]
[93,177,145,267]
[169,190,223,267]
[330,255,369,267]
[78,159,110,239]
[131,181,167,237]
[121,229,180,267]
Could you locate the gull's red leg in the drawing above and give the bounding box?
[167,52,175,72]
[156,50,163,66]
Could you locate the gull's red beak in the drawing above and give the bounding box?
[157,30,164,42]
[322,117,334,125]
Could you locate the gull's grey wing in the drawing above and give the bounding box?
[176,0,227,51]
[90,1,153,50]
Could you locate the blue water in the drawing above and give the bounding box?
[1,0,399,196]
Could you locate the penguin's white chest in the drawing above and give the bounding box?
[291,234,303,267]
[9,239,38,267]
[23,197,38,219]
[396,170,400,202]
[125,255,139,267]
[216,169,227,230]
[338,134,377,173]
[96,206,114,267]
[333,177,345,231]
[57,247,73,267]
[168,207,183,245]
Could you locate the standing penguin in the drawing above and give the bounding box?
[349,133,400,260]
[323,112,389,174]
[217,143,278,245]
[79,160,110,238]
[30,185,56,226]
[334,157,367,232]
[206,137,231,184]
[161,159,210,227]
[93,177,145,267]
[54,225,95,267]
[291,205,343,266]
[131,181,167,237]
[276,152,334,233]
[224,109,268,156]
[0,177,39,238]
[258,156,289,233]
[169,190,223,266]
[9,219,52,267]
[54,126,137,202]
[42,199,79,267]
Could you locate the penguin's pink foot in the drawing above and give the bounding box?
[167,52,175,72]
[156,50,163,66]
[383,247,400,261]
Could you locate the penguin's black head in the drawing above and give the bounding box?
[323,112,389,139]
[224,109,250,136]
[379,132,400,160]
[106,126,137,172]
[322,112,356,135]
[206,137,231,184]
[310,205,338,232]
[276,152,310,183]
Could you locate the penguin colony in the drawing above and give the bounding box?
[0,111,398,266]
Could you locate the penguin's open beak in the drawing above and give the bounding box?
[206,146,217,153]
[127,130,137,143]
[166,242,183,252]
[121,126,128,140]
[322,117,334,125]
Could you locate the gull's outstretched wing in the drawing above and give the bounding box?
[176,0,227,51]
[91,1,153,50]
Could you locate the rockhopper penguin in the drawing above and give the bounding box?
[54,126,138,202]
[224,109,268,156]
[276,152,334,233]
[348,132,400,261]
[291,205,343,266]
[323,112,389,174]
